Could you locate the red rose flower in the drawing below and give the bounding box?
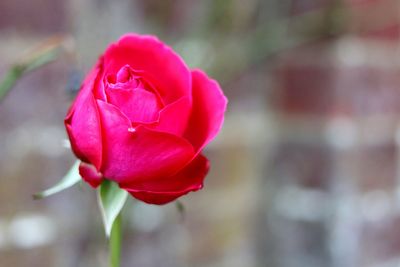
[65,34,227,205]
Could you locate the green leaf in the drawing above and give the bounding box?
[98,180,128,237]
[33,161,81,199]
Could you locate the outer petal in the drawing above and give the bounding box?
[184,70,228,153]
[79,162,103,188]
[103,34,191,104]
[152,96,191,136]
[121,154,209,205]
[65,68,103,169]
[96,100,195,184]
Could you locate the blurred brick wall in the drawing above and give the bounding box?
[0,0,67,33]
[261,1,400,267]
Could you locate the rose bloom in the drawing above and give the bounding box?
[65,34,227,205]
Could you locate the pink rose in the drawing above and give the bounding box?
[65,34,227,204]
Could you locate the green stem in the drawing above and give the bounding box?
[109,214,122,267]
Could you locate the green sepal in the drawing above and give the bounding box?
[98,180,128,237]
[33,161,81,199]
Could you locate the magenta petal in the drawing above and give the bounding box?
[122,154,209,205]
[96,100,195,184]
[184,70,228,153]
[103,34,191,104]
[65,71,103,169]
[85,59,106,101]
[153,96,191,136]
[106,88,162,123]
[79,162,103,188]
[116,65,132,82]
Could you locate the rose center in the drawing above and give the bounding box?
[104,65,163,124]
[106,65,142,90]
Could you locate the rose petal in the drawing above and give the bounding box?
[103,34,191,104]
[106,65,142,90]
[116,65,132,83]
[65,69,103,169]
[105,87,162,123]
[79,162,103,188]
[88,58,107,101]
[96,100,195,184]
[184,70,228,153]
[153,96,191,136]
[121,154,209,205]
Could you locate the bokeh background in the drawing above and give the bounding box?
[1,0,400,266]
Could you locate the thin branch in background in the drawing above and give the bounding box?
[0,35,75,102]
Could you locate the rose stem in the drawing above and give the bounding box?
[109,213,122,267]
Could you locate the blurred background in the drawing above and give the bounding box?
[1,0,400,266]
